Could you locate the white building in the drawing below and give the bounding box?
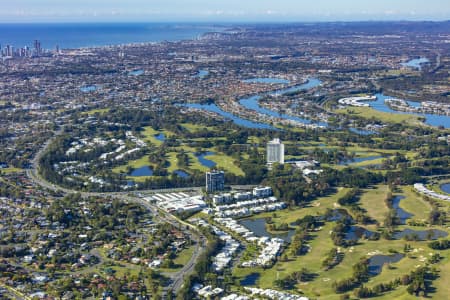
[253,186,273,198]
[267,138,285,164]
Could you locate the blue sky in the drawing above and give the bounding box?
[1,0,449,22]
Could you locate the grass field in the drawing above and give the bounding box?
[206,152,245,176]
[0,167,23,174]
[231,184,449,299]
[181,123,214,132]
[359,185,390,225]
[398,186,432,221]
[249,188,350,226]
[141,126,176,146]
[336,107,422,126]
[160,245,196,273]
[81,108,110,116]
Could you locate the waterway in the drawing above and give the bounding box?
[370,93,450,128]
[183,103,275,130]
[392,196,413,225]
[239,78,328,127]
[243,77,290,84]
[440,183,450,194]
[239,218,296,242]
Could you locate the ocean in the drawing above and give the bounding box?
[0,23,220,50]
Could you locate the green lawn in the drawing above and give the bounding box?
[231,184,450,299]
[248,188,350,226]
[399,186,432,221]
[181,123,214,132]
[160,245,196,273]
[112,155,153,173]
[336,107,422,126]
[81,108,110,116]
[359,185,390,225]
[234,226,442,300]
[206,153,245,176]
[0,167,23,174]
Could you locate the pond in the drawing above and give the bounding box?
[324,209,353,222]
[129,69,144,76]
[154,133,166,141]
[129,166,153,177]
[243,77,290,84]
[345,226,377,241]
[368,253,404,276]
[392,196,413,225]
[440,183,450,194]
[196,151,216,168]
[369,93,450,128]
[393,228,448,240]
[339,155,383,165]
[240,272,260,286]
[349,128,377,135]
[173,169,190,178]
[401,57,429,70]
[239,218,296,242]
[195,69,209,78]
[80,85,97,92]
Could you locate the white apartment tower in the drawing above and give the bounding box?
[266,138,285,164]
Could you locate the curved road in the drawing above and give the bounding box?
[26,128,208,297]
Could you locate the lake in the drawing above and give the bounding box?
[130,166,153,177]
[154,133,166,142]
[393,228,448,240]
[349,128,377,135]
[196,151,216,168]
[80,85,97,93]
[368,253,404,275]
[196,70,209,78]
[240,273,260,286]
[339,155,383,165]
[173,170,190,178]
[129,69,144,76]
[345,226,377,241]
[440,183,450,194]
[401,57,429,70]
[239,218,296,242]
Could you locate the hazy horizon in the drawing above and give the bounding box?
[1,0,449,23]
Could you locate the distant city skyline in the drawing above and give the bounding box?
[0,0,449,22]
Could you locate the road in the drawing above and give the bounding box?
[26,129,209,298]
